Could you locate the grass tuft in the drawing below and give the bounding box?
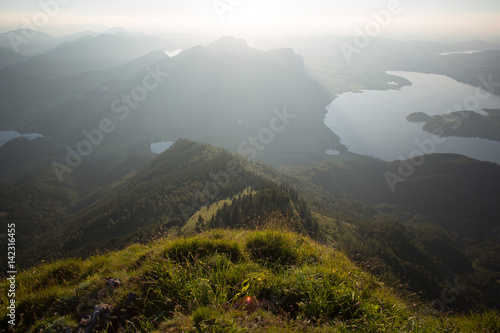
[165,236,243,263]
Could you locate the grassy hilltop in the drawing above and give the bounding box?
[1,225,498,332]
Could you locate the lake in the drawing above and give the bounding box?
[150,141,174,154]
[0,130,44,147]
[325,71,500,164]
[438,50,482,56]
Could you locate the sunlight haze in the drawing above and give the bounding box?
[1,0,499,40]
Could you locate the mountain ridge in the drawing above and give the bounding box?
[2,139,499,312]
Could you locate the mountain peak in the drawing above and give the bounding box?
[205,36,305,71]
[206,35,258,57]
[7,29,55,41]
[103,26,129,34]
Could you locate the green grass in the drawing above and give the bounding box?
[165,236,243,263]
[245,230,318,267]
[183,197,234,234]
[183,187,255,234]
[1,228,499,332]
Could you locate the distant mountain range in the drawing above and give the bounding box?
[1,30,498,181]
[0,27,200,55]
[256,36,500,95]
[0,33,344,181]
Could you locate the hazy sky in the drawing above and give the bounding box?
[1,0,499,40]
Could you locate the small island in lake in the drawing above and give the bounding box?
[406,109,500,141]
